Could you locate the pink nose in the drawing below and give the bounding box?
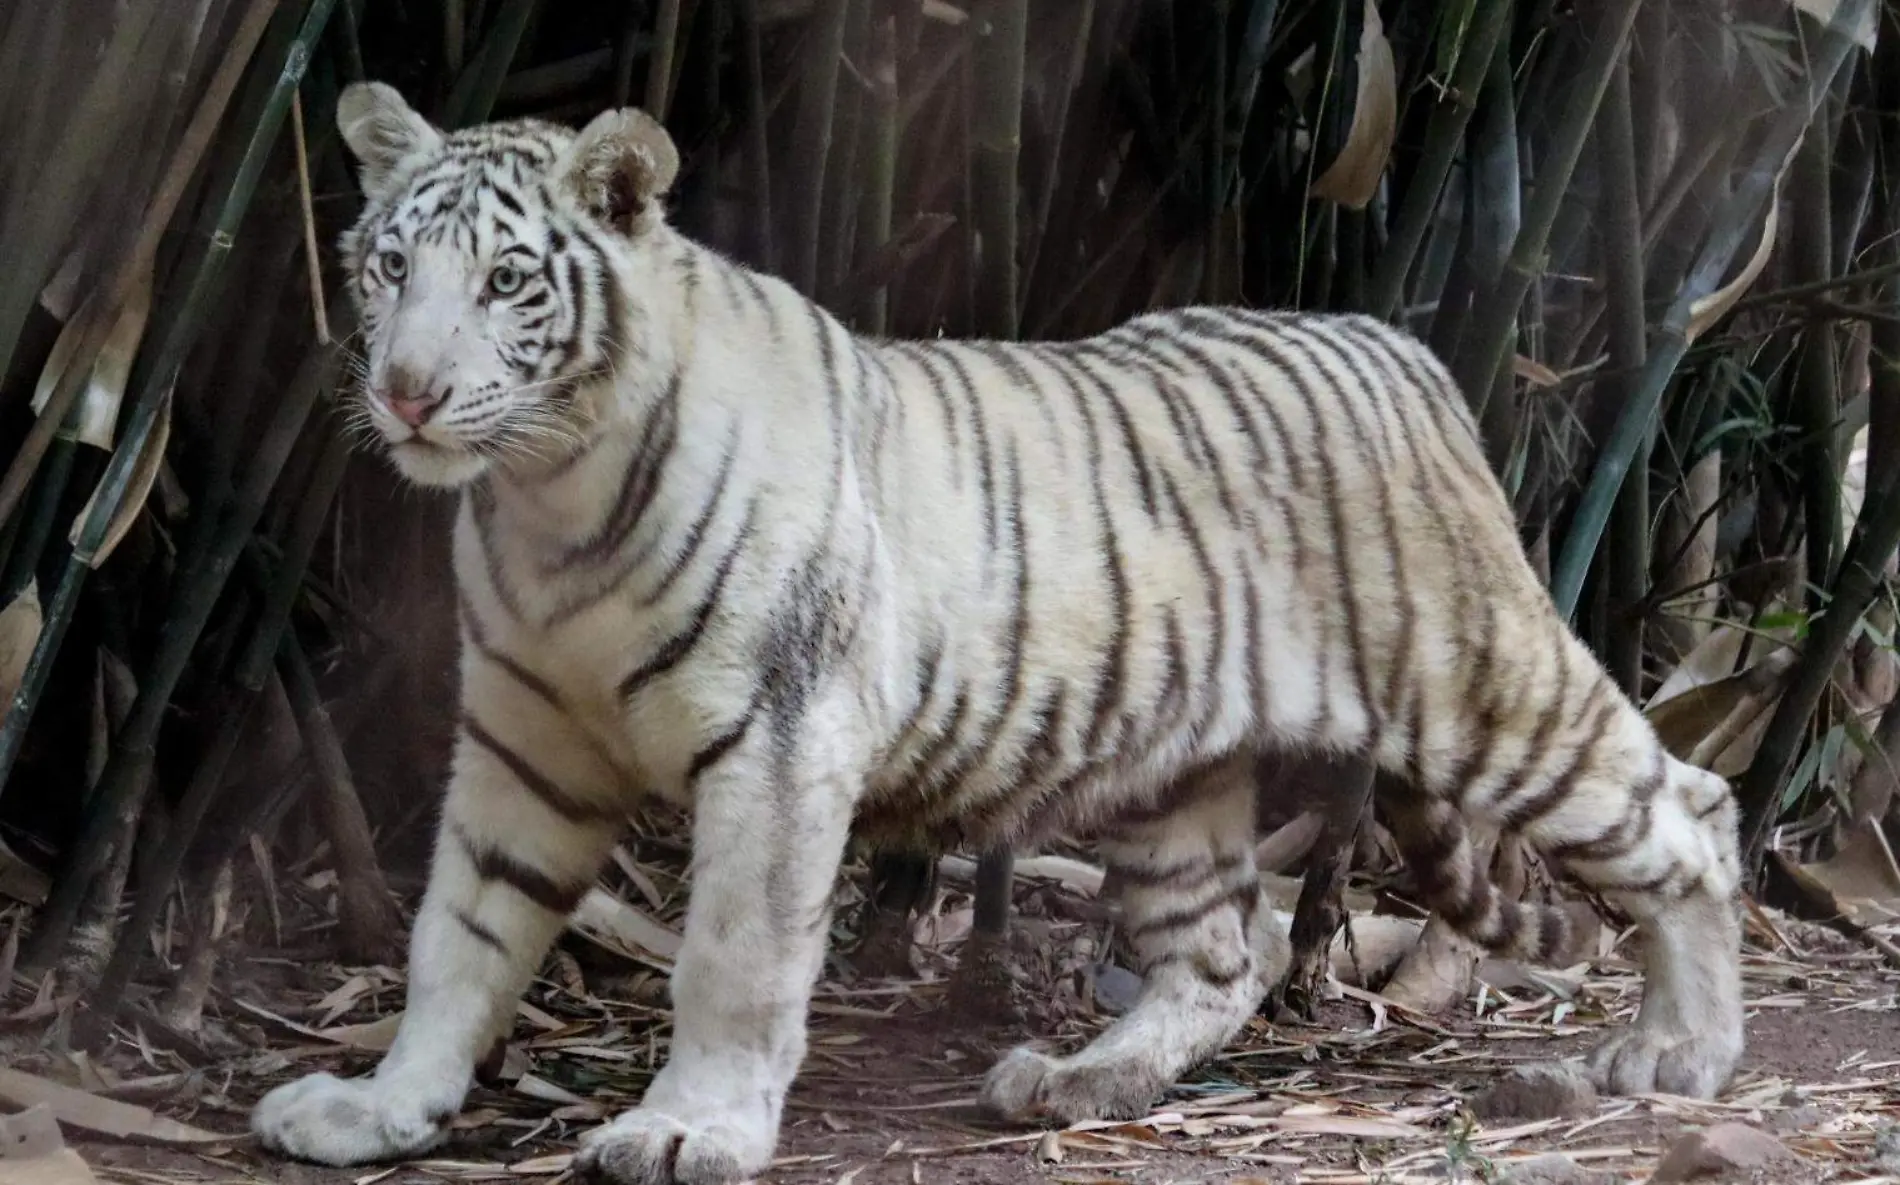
[384,370,448,428]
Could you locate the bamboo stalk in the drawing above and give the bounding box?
[1453,0,1641,414]
[0,0,284,532]
[22,330,344,975]
[1019,0,1096,316]
[736,0,775,271]
[441,0,539,128]
[1735,12,1900,871]
[0,3,165,387]
[818,0,870,309]
[856,13,898,333]
[1598,54,1647,697]
[787,0,852,296]
[969,0,1027,338]
[1363,0,1512,321]
[1789,83,1844,603]
[278,628,401,964]
[646,0,684,119]
[1551,0,1873,622]
[72,408,349,1043]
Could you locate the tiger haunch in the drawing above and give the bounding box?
[251,84,1746,1185]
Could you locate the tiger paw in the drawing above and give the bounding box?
[980,1046,1159,1125]
[251,1071,450,1166]
[574,1107,773,1185]
[1584,1020,1742,1099]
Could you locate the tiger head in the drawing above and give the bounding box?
[334,82,680,488]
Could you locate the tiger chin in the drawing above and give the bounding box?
[250,80,1747,1185]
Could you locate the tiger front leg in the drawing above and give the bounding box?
[253,705,623,1165]
[576,715,859,1185]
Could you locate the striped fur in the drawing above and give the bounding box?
[252,85,1746,1185]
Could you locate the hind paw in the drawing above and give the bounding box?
[251,1072,449,1166]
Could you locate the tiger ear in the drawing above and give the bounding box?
[337,81,442,199]
[559,107,679,236]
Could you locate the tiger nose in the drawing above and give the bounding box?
[386,369,451,427]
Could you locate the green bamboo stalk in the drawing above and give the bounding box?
[856,14,898,334]
[1204,0,1230,300]
[0,3,165,387]
[441,0,538,128]
[646,0,684,120]
[1551,0,1873,622]
[970,0,1026,338]
[75,415,355,1039]
[0,0,288,533]
[1219,0,1281,199]
[818,0,870,309]
[445,0,467,79]
[1789,86,1844,604]
[1598,54,1648,697]
[1466,38,1523,467]
[21,332,343,975]
[1018,0,1096,316]
[1,0,338,829]
[787,0,852,296]
[1363,0,1512,321]
[735,0,775,271]
[1453,0,1641,414]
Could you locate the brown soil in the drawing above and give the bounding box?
[40,937,1900,1185]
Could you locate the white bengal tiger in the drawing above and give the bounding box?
[252,82,1746,1185]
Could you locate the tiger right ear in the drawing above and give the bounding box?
[337,82,442,199]
[559,107,679,236]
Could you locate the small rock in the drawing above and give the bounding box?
[1874,1122,1900,1174]
[1494,1153,1610,1185]
[1471,1063,1598,1121]
[1651,1122,1798,1183]
[1090,962,1143,1014]
[1763,1103,1823,1134]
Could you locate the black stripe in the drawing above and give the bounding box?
[617,502,757,702]
[935,347,1000,558]
[689,699,758,783]
[462,714,612,824]
[560,373,682,570]
[641,425,742,606]
[454,908,508,955]
[454,825,590,915]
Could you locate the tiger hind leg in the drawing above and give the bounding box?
[1554,753,1744,1098]
[1438,739,1743,1099]
[981,754,1287,1123]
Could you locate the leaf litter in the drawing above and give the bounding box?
[2,839,1896,1185]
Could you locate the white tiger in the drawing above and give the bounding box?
[251,82,1746,1185]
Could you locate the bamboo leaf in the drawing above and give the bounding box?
[1685,138,1800,342]
[1309,0,1395,210]
[1791,0,1877,51]
[0,584,43,728]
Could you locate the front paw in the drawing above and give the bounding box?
[980,1046,1158,1124]
[251,1072,449,1166]
[1585,1021,1742,1099]
[575,1108,774,1185]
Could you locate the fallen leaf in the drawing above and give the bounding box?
[1686,136,1797,342]
[568,886,681,962]
[0,1105,97,1185]
[1310,0,1397,208]
[0,1069,226,1145]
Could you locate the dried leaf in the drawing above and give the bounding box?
[1686,137,1797,342]
[1801,818,1900,926]
[1512,355,1563,389]
[0,583,44,730]
[0,1105,97,1185]
[1310,0,1397,209]
[0,1069,225,1145]
[568,887,681,962]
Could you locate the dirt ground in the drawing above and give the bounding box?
[13,908,1899,1185]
